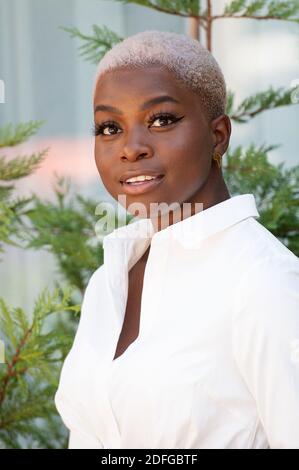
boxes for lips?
[120,174,165,195]
[119,170,164,184]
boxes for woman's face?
[93,65,231,222]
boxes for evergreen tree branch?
[0,326,32,405]
[60,24,124,64]
[0,150,48,181]
[217,0,299,22]
[227,86,297,123]
[0,121,45,148]
[23,174,105,296]
[114,0,299,23]
[0,195,35,257]
[0,287,81,446]
[114,0,203,17]
[223,143,299,255]
[0,122,48,255]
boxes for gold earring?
[212,151,222,169]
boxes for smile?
[120,174,165,195]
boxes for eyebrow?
[94,95,180,115]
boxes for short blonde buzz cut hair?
[93,30,227,122]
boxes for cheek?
[94,145,118,195]
[95,142,112,180]
[94,141,104,172]
[160,126,211,186]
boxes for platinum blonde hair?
[93,30,227,121]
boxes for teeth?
[125,175,157,183]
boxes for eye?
[148,111,184,128]
[92,121,120,137]
[92,111,185,137]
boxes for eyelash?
[91,111,184,137]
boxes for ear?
[210,114,231,155]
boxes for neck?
[151,165,230,233]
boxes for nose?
[121,150,151,162]
[121,128,153,162]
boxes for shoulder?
[232,250,299,332]
[238,216,299,288]
[228,216,298,288]
[239,217,297,259]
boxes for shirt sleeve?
[232,253,299,449]
[54,388,104,449]
[54,266,105,449]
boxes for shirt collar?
[103,193,260,257]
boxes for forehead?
[94,65,199,109]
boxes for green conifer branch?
[60,25,124,64]
[0,286,81,447]
[114,0,203,16]
[0,150,48,181]
[227,86,298,123]
[0,122,48,254]
[23,174,104,295]
[220,0,299,22]
[0,121,46,148]
[114,0,299,22]
[223,143,299,255]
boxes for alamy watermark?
[94,195,204,243]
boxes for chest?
[112,259,147,361]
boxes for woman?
[55,30,299,449]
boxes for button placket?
[100,226,171,447]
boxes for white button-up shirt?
[54,193,299,449]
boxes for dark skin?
[93,65,231,360]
